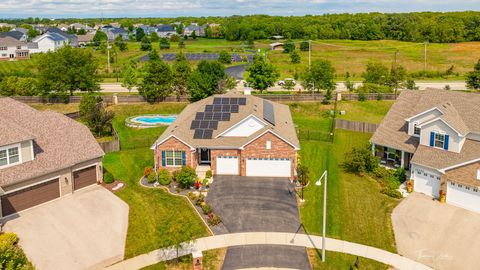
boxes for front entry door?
[200,149,211,164]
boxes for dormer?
[0,140,34,169]
[405,107,443,137]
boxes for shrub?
[376,93,383,101]
[147,172,157,184]
[157,168,172,185]
[0,233,18,248]
[296,164,310,186]
[358,92,366,101]
[205,170,213,179]
[357,83,392,93]
[343,145,378,174]
[195,194,205,206]
[144,166,153,176]
[381,188,403,199]
[187,192,197,200]
[176,166,197,188]
[207,213,222,226]
[103,170,114,184]
[202,204,212,215]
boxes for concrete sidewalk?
[105,232,433,270]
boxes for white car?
[278,78,296,86]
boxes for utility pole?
[316,170,328,263]
[308,40,311,69]
[424,41,428,75]
[107,40,110,73]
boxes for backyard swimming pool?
[126,115,177,128]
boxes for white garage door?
[413,169,440,198]
[447,182,480,213]
[246,158,291,177]
[216,156,239,175]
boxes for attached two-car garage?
[246,158,291,177]
[447,182,480,213]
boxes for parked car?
[278,78,296,86]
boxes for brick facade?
[155,136,194,173]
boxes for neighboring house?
[0,98,104,218]
[57,23,69,32]
[270,42,284,51]
[0,37,29,60]
[371,89,480,213]
[77,31,96,46]
[137,25,157,35]
[0,23,16,29]
[183,23,206,37]
[151,94,300,180]
[156,24,176,38]
[46,27,78,47]
[70,23,94,32]
[30,32,68,53]
[0,30,28,42]
[101,27,129,41]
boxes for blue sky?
[0,0,479,18]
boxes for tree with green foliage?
[296,164,310,199]
[301,59,336,100]
[93,31,107,46]
[27,28,40,39]
[466,59,480,90]
[290,50,301,64]
[135,27,145,41]
[281,80,295,91]
[343,145,379,174]
[77,29,87,35]
[114,35,127,51]
[159,38,170,50]
[148,49,160,61]
[0,76,38,96]
[300,41,310,51]
[283,40,295,53]
[140,36,151,51]
[170,34,180,42]
[79,94,114,136]
[37,46,99,96]
[218,50,231,64]
[176,24,184,35]
[172,52,191,97]
[246,55,279,93]
[344,72,355,91]
[150,32,159,42]
[178,39,186,49]
[139,57,173,102]
[191,30,197,39]
[363,62,389,85]
[387,64,407,94]
[121,60,137,92]
[175,166,197,188]
[187,60,229,101]
[406,79,419,90]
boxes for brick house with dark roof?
[0,98,104,218]
[371,89,480,212]
[151,94,300,180]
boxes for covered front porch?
[372,144,412,170]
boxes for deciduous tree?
[466,59,480,90]
[121,60,137,92]
[245,55,279,93]
[139,58,173,102]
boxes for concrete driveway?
[207,176,310,270]
[392,192,480,270]
[2,185,129,270]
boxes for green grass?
[102,103,208,259]
[140,249,225,270]
[336,100,394,124]
[308,250,387,270]
[30,103,80,114]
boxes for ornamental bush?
[176,166,197,188]
[147,172,157,184]
[202,204,212,215]
[157,168,171,186]
[205,170,213,179]
[103,170,114,184]
[144,166,153,176]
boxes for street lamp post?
[315,170,328,262]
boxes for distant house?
[183,23,206,37]
[156,24,176,38]
[0,23,16,29]
[0,36,29,61]
[101,26,129,41]
[70,23,94,32]
[31,32,68,53]
[57,23,69,32]
[77,31,96,46]
[269,42,284,51]
[137,25,157,35]
[46,28,78,47]
[0,30,28,42]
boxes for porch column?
[371,143,375,156]
[401,151,405,168]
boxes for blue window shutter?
[429,132,435,147]
[161,151,166,166]
[182,151,186,166]
[444,135,449,150]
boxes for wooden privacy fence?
[334,119,379,133]
[98,128,121,153]
[339,93,397,101]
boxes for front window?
[0,146,20,167]
[434,133,445,148]
[413,123,421,136]
[165,150,183,166]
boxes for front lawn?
[102,103,209,259]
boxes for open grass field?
[336,100,394,124]
[30,103,80,114]
[289,100,398,269]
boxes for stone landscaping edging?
[105,232,434,270]
[138,178,215,236]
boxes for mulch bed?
[101,180,126,193]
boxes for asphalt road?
[207,176,311,270]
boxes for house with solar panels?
[151,94,300,180]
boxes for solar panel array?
[263,99,276,126]
[191,97,247,139]
[159,53,253,62]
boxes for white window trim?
[477,169,480,180]
[165,150,184,167]
[266,140,272,150]
[0,143,22,169]
[413,122,421,137]
[433,131,446,149]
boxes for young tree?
[150,32,160,42]
[121,60,138,92]
[135,27,145,42]
[172,52,191,97]
[343,145,378,174]
[466,59,480,90]
[245,55,279,93]
[387,64,407,95]
[178,39,186,49]
[79,94,114,137]
[140,36,152,51]
[296,164,310,200]
[159,38,170,50]
[114,35,127,51]
[283,40,295,53]
[187,60,229,101]
[363,62,389,85]
[148,49,160,61]
[290,50,301,64]
[406,79,419,90]
[281,80,295,91]
[301,59,336,100]
[170,34,180,42]
[191,30,197,40]
[300,41,310,51]
[344,72,355,91]
[139,58,173,102]
[93,31,107,46]
[218,50,231,64]
[37,46,100,96]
